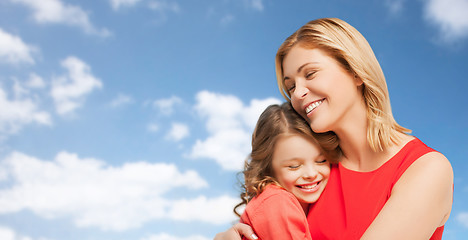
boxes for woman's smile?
[304,98,325,115]
[282,46,365,133]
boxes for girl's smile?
[271,135,330,212]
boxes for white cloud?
[148,0,180,13]
[167,195,238,223]
[0,225,49,240]
[109,0,180,17]
[153,96,182,115]
[12,78,29,99]
[0,226,33,240]
[110,0,142,10]
[147,0,181,24]
[147,123,159,132]
[457,212,468,228]
[110,93,133,108]
[0,167,6,181]
[189,91,281,171]
[26,73,46,89]
[423,0,468,43]
[10,0,111,37]
[166,122,189,141]
[141,233,210,240]
[245,0,264,11]
[0,28,36,65]
[0,87,51,136]
[220,14,235,26]
[0,226,15,240]
[385,0,405,15]
[0,151,237,231]
[50,56,103,115]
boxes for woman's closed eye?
[287,84,296,92]
[305,71,316,79]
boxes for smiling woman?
[215,17,453,240]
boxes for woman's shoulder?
[393,136,452,182]
[391,136,437,164]
[405,150,452,180]
[392,137,453,206]
[391,145,453,226]
[400,136,450,169]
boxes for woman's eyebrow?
[297,62,319,73]
[284,62,320,81]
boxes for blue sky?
[0,0,467,239]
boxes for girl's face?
[282,45,363,133]
[272,135,330,212]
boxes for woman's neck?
[331,99,389,172]
[334,118,378,171]
[334,118,412,172]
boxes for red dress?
[307,138,445,239]
[240,184,312,240]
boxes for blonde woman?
[215,18,453,240]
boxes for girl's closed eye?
[316,158,327,164]
[286,162,302,169]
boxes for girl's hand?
[214,223,258,240]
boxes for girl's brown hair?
[234,102,339,217]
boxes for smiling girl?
[234,102,339,240]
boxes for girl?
[234,102,338,240]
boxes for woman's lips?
[305,99,324,115]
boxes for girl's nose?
[302,165,318,180]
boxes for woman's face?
[272,135,330,211]
[282,45,363,133]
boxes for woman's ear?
[354,74,364,86]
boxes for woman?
[215,18,453,240]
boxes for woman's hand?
[214,223,258,240]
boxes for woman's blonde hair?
[275,18,410,152]
[234,102,339,217]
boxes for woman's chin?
[309,124,330,133]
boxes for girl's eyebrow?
[280,157,302,163]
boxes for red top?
[307,138,444,239]
[240,184,312,240]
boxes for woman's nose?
[293,81,308,99]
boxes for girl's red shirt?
[240,184,312,240]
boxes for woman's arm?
[361,152,453,240]
[213,223,258,240]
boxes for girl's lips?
[296,181,321,193]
